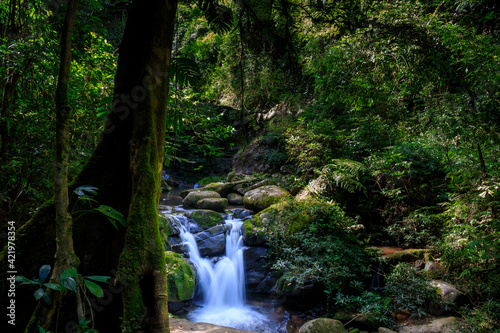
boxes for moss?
[190,209,224,229]
[244,219,254,235]
[384,249,432,264]
[424,252,434,262]
[165,251,195,302]
[300,318,347,333]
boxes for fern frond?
[312,159,368,194]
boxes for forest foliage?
[1,0,499,331]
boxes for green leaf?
[74,185,99,196]
[34,288,44,300]
[60,267,78,279]
[39,326,46,333]
[95,205,126,227]
[15,275,34,284]
[85,275,111,283]
[39,264,51,283]
[42,292,51,304]
[84,279,104,297]
[44,283,67,291]
[60,277,77,293]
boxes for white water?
[173,214,272,331]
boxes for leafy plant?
[72,185,126,229]
[384,263,441,318]
[16,265,110,304]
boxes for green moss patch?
[165,251,195,302]
[190,209,224,229]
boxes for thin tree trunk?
[115,0,177,332]
[0,68,19,162]
[25,1,80,331]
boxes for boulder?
[227,171,246,182]
[182,190,221,208]
[189,210,224,230]
[431,280,461,304]
[241,219,266,246]
[227,192,244,205]
[231,208,254,219]
[298,318,347,333]
[243,179,277,193]
[399,316,458,333]
[243,185,291,212]
[196,198,228,212]
[254,272,278,294]
[195,225,226,257]
[244,247,269,288]
[425,261,444,274]
[165,251,195,302]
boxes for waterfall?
[170,213,271,331]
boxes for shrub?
[385,263,441,318]
[261,198,371,299]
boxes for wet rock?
[254,272,278,293]
[243,185,291,212]
[195,225,226,257]
[182,190,221,208]
[171,243,188,256]
[227,192,244,205]
[298,318,347,333]
[241,219,267,246]
[196,198,228,212]
[165,251,195,302]
[399,316,458,333]
[188,210,224,230]
[231,208,254,219]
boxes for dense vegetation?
[1,0,499,332]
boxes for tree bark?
[24,1,80,331]
[0,68,20,162]
[1,0,177,331]
[114,0,177,332]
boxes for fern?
[309,159,368,195]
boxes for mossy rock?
[165,251,195,302]
[182,190,221,208]
[384,249,432,264]
[298,318,347,333]
[241,219,266,246]
[190,210,224,229]
[196,198,228,212]
[253,198,335,235]
[227,192,244,205]
[227,171,246,182]
[243,185,291,212]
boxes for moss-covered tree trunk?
[24,1,81,331]
[114,0,177,332]
[1,0,177,332]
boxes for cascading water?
[173,213,273,331]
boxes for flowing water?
[172,213,277,332]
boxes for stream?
[164,209,281,332]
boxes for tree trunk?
[24,1,81,331]
[0,0,177,331]
[0,68,20,162]
[115,0,177,331]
